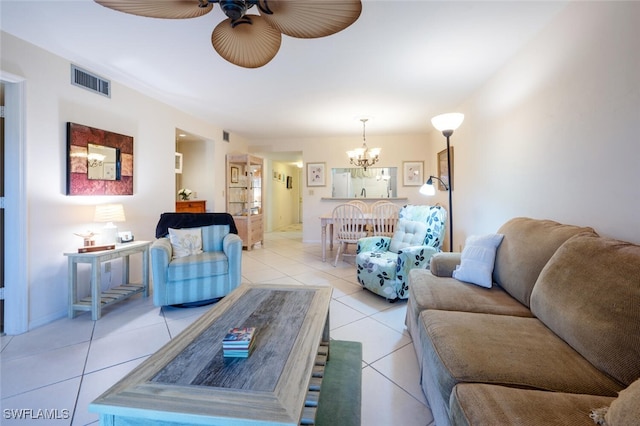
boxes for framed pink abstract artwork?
[67,122,134,195]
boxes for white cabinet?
[226,154,264,250]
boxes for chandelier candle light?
[347,118,381,171]
[420,112,464,252]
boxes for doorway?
[255,151,302,232]
[1,73,28,335]
[175,129,215,212]
[1,83,5,334]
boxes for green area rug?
[316,340,362,426]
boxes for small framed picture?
[231,166,239,183]
[403,161,424,186]
[273,170,278,180]
[437,147,453,190]
[307,162,326,187]
[175,152,183,174]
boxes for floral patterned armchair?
[356,205,447,300]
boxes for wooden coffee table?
[90,283,332,425]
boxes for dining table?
[319,213,373,262]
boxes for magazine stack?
[222,327,257,358]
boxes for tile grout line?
[70,319,97,425]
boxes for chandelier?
[347,119,381,171]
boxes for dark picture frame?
[67,122,133,195]
[437,147,454,191]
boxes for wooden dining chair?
[371,202,400,237]
[369,200,393,210]
[332,204,368,266]
[347,199,369,213]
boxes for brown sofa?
[405,217,640,426]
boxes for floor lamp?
[420,113,464,252]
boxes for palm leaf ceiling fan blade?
[95,0,213,19]
[258,0,362,39]
[212,15,282,68]
[94,0,362,67]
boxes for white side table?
[64,240,151,320]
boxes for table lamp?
[94,203,126,245]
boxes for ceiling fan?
[95,0,362,68]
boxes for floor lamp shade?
[431,113,464,132]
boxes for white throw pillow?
[389,219,428,253]
[168,227,203,259]
[452,233,505,288]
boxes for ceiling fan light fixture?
[219,0,250,21]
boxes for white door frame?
[1,71,28,335]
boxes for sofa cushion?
[168,227,203,259]
[452,233,504,288]
[419,309,623,411]
[167,251,229,281]
[493,217,596,307]
[450,383,614,426]
[408,269,532,318]
[389,219,428,253]
[531,233,640,388]
[605,378,640,425]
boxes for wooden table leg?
[68,258,77,318]
[142,246,149,297]
[91,258,101,321]
[329,224,334,251]
[322,223,327,262]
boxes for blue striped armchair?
[151,213,242,306]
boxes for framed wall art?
[306,162,326,187]
[437,147,454,191]
[175,153,183,174]
[67,122,133,196]
[402,161,424,186]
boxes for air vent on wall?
[223,131,230,142]
[70,64,111,98]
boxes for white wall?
[250,134,435,242]
[251,1,640,250]
[3,1,638,332]
[427,1,640,249]
[1,32,248,331]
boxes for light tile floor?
[0,227,434,426]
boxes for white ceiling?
[1,0,567,140]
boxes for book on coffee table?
[223,327,257,357]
